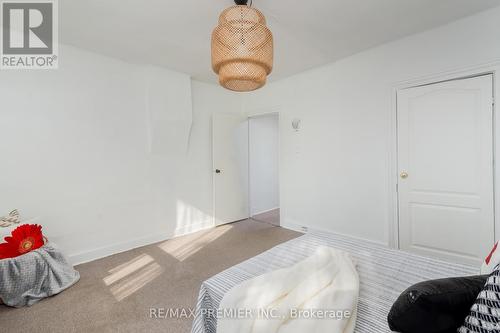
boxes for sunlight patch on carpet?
[109,262,163,301]
[104,254,155,286]
[158,224,232,261]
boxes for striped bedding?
[191,230,478,333]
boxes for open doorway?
[248,113,280,226]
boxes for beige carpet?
[0,220,300,333]
[251,208,280,226]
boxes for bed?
[191,230,478,333]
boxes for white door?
[213,113,249,226]
[397,75,494,265]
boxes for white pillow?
[480,241,500,275]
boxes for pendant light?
[211,0,273,92]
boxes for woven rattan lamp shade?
[212,5,273,92]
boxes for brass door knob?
[400,171,408,179]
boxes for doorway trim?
[388,62,500,250]
[246,107,281,225]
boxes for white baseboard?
[69,218,389,266]
[69,221,214,266]
[281,218,389,248]
[251,207,279,217]
[172,221,214,238]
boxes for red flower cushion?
[0,224,45,260]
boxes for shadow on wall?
[174,199,214,236]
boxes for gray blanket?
[0,242,80,307]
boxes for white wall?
[0,45,242,264]
[249,115,279,215]
[3,5,500,264]
[243,7,500,245]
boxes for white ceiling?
[60,0,500,83]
